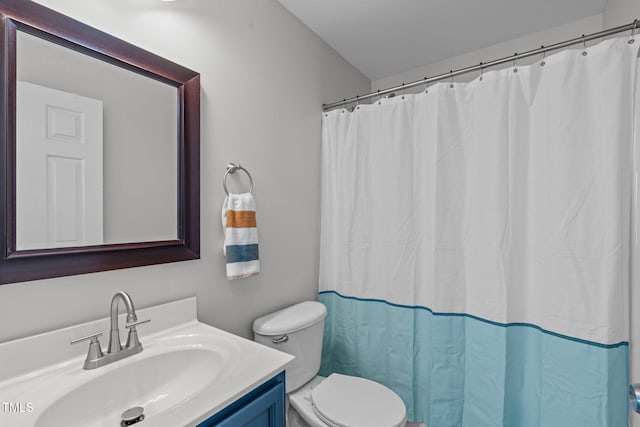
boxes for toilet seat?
[309,373,406,427]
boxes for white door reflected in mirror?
[16,81,104,250]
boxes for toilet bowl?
[253,301,407,427]
[289,375,406,427]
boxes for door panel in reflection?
[17,81,104,250]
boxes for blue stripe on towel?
[226,244,259,263]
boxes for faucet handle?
[70,332,103,345]
[125,319,150,329]
[125,319,150,350]
[71,332,105,369]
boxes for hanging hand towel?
[221,192,260,280]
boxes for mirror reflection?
[15,31,178,250]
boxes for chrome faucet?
[109,291,138,353]
[71,291,150,370]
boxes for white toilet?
[253,301,407,427]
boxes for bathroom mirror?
[0,1,200,284]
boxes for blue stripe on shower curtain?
[319,291,629,427]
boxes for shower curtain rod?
[323,19,639,111]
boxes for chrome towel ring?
[223,163,254,195]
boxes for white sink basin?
[36,347,226,427]
[0,297,294,427]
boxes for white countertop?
[0,297,294,427]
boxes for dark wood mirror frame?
[0,1,200,284]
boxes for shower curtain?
[319,37,638,427]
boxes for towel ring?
[223,163,254,195]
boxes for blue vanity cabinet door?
[197,372,285,427]
[215,381,284,427]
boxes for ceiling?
[277,0,608,81]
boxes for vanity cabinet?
[197,372,285,427]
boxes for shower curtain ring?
[423,77,429,93]
[630,19,638,44]
[582,35,588,56]
[540,46,546,67]
[479,62,484,81]
[355,95,360,110]
[401,83,406,100]
[377,89,382,106]
[449,70,454,88]
[513,53,518,73]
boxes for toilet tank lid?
[253,301,327,335]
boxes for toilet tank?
[253,301,327,393]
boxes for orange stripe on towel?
[227,210,256,228]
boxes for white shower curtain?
[319,37,638,426]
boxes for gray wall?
[604,0,640,28]
[373,14,604,91]
[0,0,369,343]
